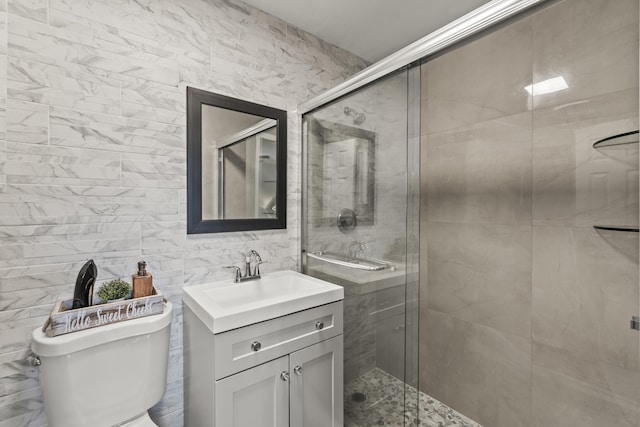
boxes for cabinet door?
[215,356,289,427]
[290,336,343,427]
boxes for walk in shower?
[302,0,640,426]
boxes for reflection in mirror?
[187,87,286,234]
[219,123,277,219]
[201,105,277,220]
[307,118,375,227]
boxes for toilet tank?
[31,301,173,427]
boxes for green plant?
[96,279,131,302]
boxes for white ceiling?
[241,0,492,62]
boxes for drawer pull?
[280,371,290,381]
[294,365,303,375]
[315,321,324,330]
[251,341,262,352]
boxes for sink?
[182,270,344,333]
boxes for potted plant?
[96,279,131,303]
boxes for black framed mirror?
[187,87,287,234]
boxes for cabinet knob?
[280,371,290,381]
[293,365,303,375]
[251,341,262,352]
[315,321,324,330]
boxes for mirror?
[307,118,376,227]
[187,87,287,234]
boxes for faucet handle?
[224,266,242,283]
[248,250,262,262]
[253,260,267,277]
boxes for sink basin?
[182,270,344,333]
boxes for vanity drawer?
[214,301,343,379]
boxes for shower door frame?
[298,0,549,116]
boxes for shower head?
[344,106,366,125]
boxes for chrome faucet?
[248,250,264,276]
[349,241,368,258]
[226,250,265,283]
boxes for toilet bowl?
[31,301,173,427]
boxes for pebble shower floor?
[344,368,482,427]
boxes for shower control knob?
[280,371,290,381]
[294,365,303,375]
[315,321,324,330]
[251,341,262,352]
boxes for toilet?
[31,301,173,427]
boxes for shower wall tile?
[423,112,532,226]
[422,309,531,427]
[532,225,639,372]
[342,279,377,383]
[420,7,534,427]
[344,326,376,383]
[531,0,639,228]
[0,0,367,424]
[422,18,532,135]
[422,1,639,427]
[532,341,639,427]
[532,89,639,226]
[426,221,532,339]
[531,0,639,112]
[528,1,640,425]
[375,312,407,381]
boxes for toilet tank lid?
[31,301,173,357]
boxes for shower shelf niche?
[593,225,639,233]
[592,130,639,148]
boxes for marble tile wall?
[0,0,368,425]
[420,0,639,426]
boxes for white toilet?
[31,301,173,427]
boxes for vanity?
[183,270,344,427]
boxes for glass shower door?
[302,69,420,426]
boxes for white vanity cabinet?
[215,335,343,427]
[289,336,343,426]
[214,355,289,426]
[184,300,344,427]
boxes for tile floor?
[344,368,481,427]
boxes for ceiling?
[241,0,492,63]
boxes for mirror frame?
[186,87,287,234]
